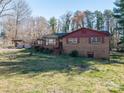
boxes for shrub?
[34,46,40,52]
[43,48,53,54]
[39,47,45,52]
[117,43,124,52]
[48,49,53,54]
[117,47,124,52]
[69,50,79,57]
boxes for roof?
[43,33,68,39]
[63,28,110,38]
[12,39,24,42]
[54,33,68,37]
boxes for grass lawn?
[0,49,124,93]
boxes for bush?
[34,46,40,52]
[118,49,124,52]
[48,49,53,54]
[43,48,53,54]
[39,47,45,52]
[117,47,124,52]
[69,50,79,57]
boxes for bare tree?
[0,0,13,17]
[2,17,15,39]
[19,17,50,42]
[28,17,50,40]
[12,0,31,39]
[72,11,85,30]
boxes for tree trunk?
[107,20,110,32]
[15,16,18,40]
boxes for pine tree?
[114,0,124,42]
[49,17,57,33]
[84,10,94,29]
[104,10,113,32]
[94,11,104,31]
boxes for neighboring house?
[12,40,32,49]
[62,28,110,59]
[12,40,24,48]
[36,28,110,59]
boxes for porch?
[34,33,67,54]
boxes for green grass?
[0,49,124,93]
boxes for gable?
[63,28,110,38]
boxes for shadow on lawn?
[101,55,124,64]
[0,53,96,77]
[0,49,123,77]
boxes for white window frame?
[90,37,101,44]
[38,40,42,45]
[68,38,78,44]
[46,39,56,46]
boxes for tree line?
[0,0,124,48]
[50,10,114,33]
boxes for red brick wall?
[62,36,110,59]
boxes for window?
[38,40,42,45]
[90,37,102,44]
[46,39,56,46]
[68,38,78,44]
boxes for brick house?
[62,28,110,59]
[12,39,32,49]
[36,28,110,58]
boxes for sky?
[27,0,115,19]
